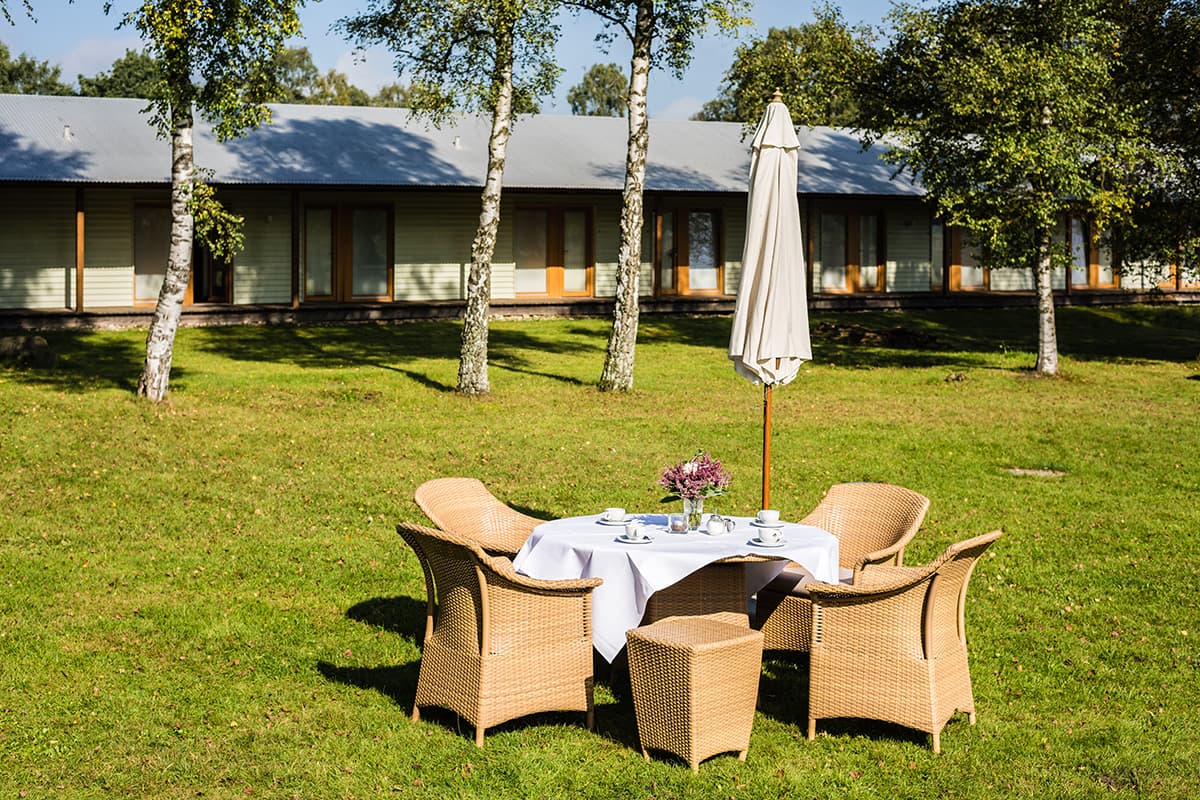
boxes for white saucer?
[750,536,786,547]
[750,519,785,529]
[597,517,634,526]
[616,535,654,544]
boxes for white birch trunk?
[1033,225,1059,375]
[598,0,653,392]
[137,106,195,402]
[457,38,515,396]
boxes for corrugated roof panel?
[0,94,922,196]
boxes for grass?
[2,304,1198,799]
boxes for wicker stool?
[625,611,764,772]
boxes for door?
[515,206,593,297]
[303,205,393,302]
[812,209,884,293]
[134,205,171,304]
[654,208,723,295]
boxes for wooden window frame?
[1069,218,1120,291]
[808,205,886,293]
[302,203,394,303]
[654,206,725,296]
[514,206,595,298]
[947,226,990,292]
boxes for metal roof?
[0,94,922,196]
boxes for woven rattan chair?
[806,530,1001,753]
[414,477,542,557]
[397,521,602,746]
[754,482,931,652]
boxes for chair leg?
[475,725,485,748]
[585,678,595,731]
[931,731,940,754]
[807,718,816,740]
[968,710,977,725]
[411,705,420,723]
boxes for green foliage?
[266,45,320,102]
[108,0,304,141]
[2,309,1200,797]
[867,0,1158,271]
[572,0,751,79]
[1114,0,1200,282]
[0,39,73,95]
[188,177,245,262]
[307,69,372,106]
[78,48,161,99]
[694,5,878,126]
[372,81,415,108]
[337,0,562,123]
[567,62,627,116]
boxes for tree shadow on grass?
[1,330,161,393]
[192,321,602,387]
[808,305,1200,369]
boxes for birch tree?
[339,0,561,396]
[569,0,749,392]
[867,0,1155,375]
[114,0,304,401]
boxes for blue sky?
[3,0,897,119]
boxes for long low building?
[0,94,1192,327]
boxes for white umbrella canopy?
[728,94,812,509]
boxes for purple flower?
[659,450,731,501]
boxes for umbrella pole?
[762,383,773,510]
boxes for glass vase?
[683,497,704,531]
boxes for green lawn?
[2,305,1198,799]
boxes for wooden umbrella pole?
[762,382,773,511]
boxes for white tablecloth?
[512,513,839,661]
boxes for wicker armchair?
[397,522,602,746]
[754,482,930,652]
[806,530,1002,753]
[414,477,543,557]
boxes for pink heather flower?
[659,450,731,502]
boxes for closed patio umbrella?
[728,91,812,510]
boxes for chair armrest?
[483,553,603,594]
[807,562,934,601]
[854,564,929,589]
[853,540,909,574]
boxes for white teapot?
[705,511,735,535]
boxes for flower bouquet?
[658,450,731,530]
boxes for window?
[302,205,393,301]
[134,205,171,303]
[948,227,987,290]
[811,208,884,292]
[514,207,593,297]
[654,208,724,295]
[1068,217,1118,290]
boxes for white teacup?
[625,521,646,539]
[604,507,626,522]
[756,509,780,525]
[758,526,783,544]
